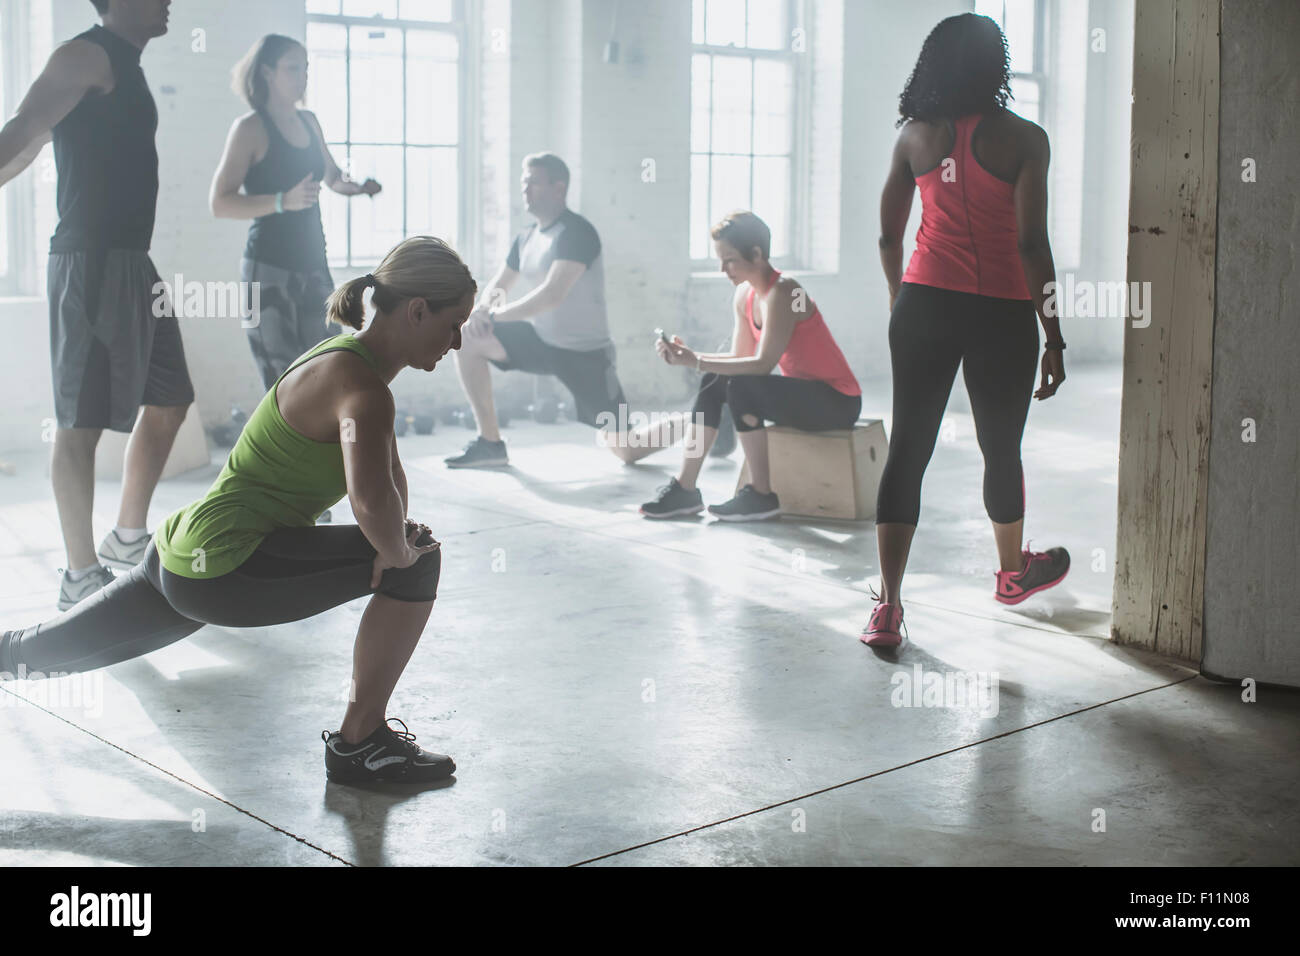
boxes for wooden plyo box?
[735,419,888,520]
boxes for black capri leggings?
[692,372,861,433]
[876,282,1039,526]
[1,525,441,678]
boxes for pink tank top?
[746,272,861,397]
[901,114,1031,300]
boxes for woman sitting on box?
[635,211,862,521]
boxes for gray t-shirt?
[506,209,611,351]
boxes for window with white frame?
[975,0,1085,269]
[975,0,1045,124]
[690,0,803,265]
[0,0,34,297]
[305,0,464,268]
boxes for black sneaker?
[322,718,455,784]
[640,478,705,519]
[444,436,508,469]
[708,484,781,522]
[994,544,1070,605]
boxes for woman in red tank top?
[864,14,1071,647]
[630,211,862,522]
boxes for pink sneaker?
[995,546,1070,605]
[861,600,905,647]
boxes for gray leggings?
[1,526,440,678]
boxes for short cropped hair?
[523,152,571,187]
[711,210,771,262]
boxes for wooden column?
[1112,0,1219,660]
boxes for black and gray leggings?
[1,526,441,678]
[692,372,862,433]
[876,282,1039,526]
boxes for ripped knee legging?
[691,371,862,433]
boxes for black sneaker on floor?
[640,478,705,519]
[444,436,508,469]
[322,717,455,784]
[708,484,781,521]
[994,545,1071,605]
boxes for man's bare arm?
[0,40,109,187]
[490,259,585,322]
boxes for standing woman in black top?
[210,34,382,390]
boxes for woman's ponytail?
[325,273,374,330]
[325,238,476,329]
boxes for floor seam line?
[0,685,357,867]
[569,674,1200,866]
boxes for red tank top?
[746,272,861,397]
[901,114,1031,300]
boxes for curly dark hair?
[897,14,1012,126]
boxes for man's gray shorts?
[48,249,195,433]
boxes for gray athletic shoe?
[97,529,150,569]
[57,565,115,612]
[445,436,509,469]
[708,484,782,522]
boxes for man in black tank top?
[0,0,194,611]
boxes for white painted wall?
[0,0,1135,455]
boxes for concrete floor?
[1,362,1297,866]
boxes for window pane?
[0,4,6,281]
[400,0,453,21]
[1003,0,1037,73]
[691,54,712,152]
[406,146,458,249]
[306,23,348,141]
[349,26,404,144]
[693,0,705,44]
[342,0,398,16]
[347,145,405,262]
[705,0,746,47]
[753,156,789,258]
[690,154,710,260]
[710,155,750,227]
[752,59,791,155]
[1010,76,1039,124]
[745,0,787,51]
[710,56,752,154]
[306,0,340,13]
[322,144,350,267]
[406,30,459,145]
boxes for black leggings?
[876,282,1039,526]
[692,372,862,433]
[1,526,441,678]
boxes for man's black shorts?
[489,320,627,429]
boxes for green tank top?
[155,334,382,579]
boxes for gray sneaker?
[445,436,509,469]
[57,565,115,612]
[97,529,150,569]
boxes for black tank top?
[242,109,328,272]
[49,25,158,253]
